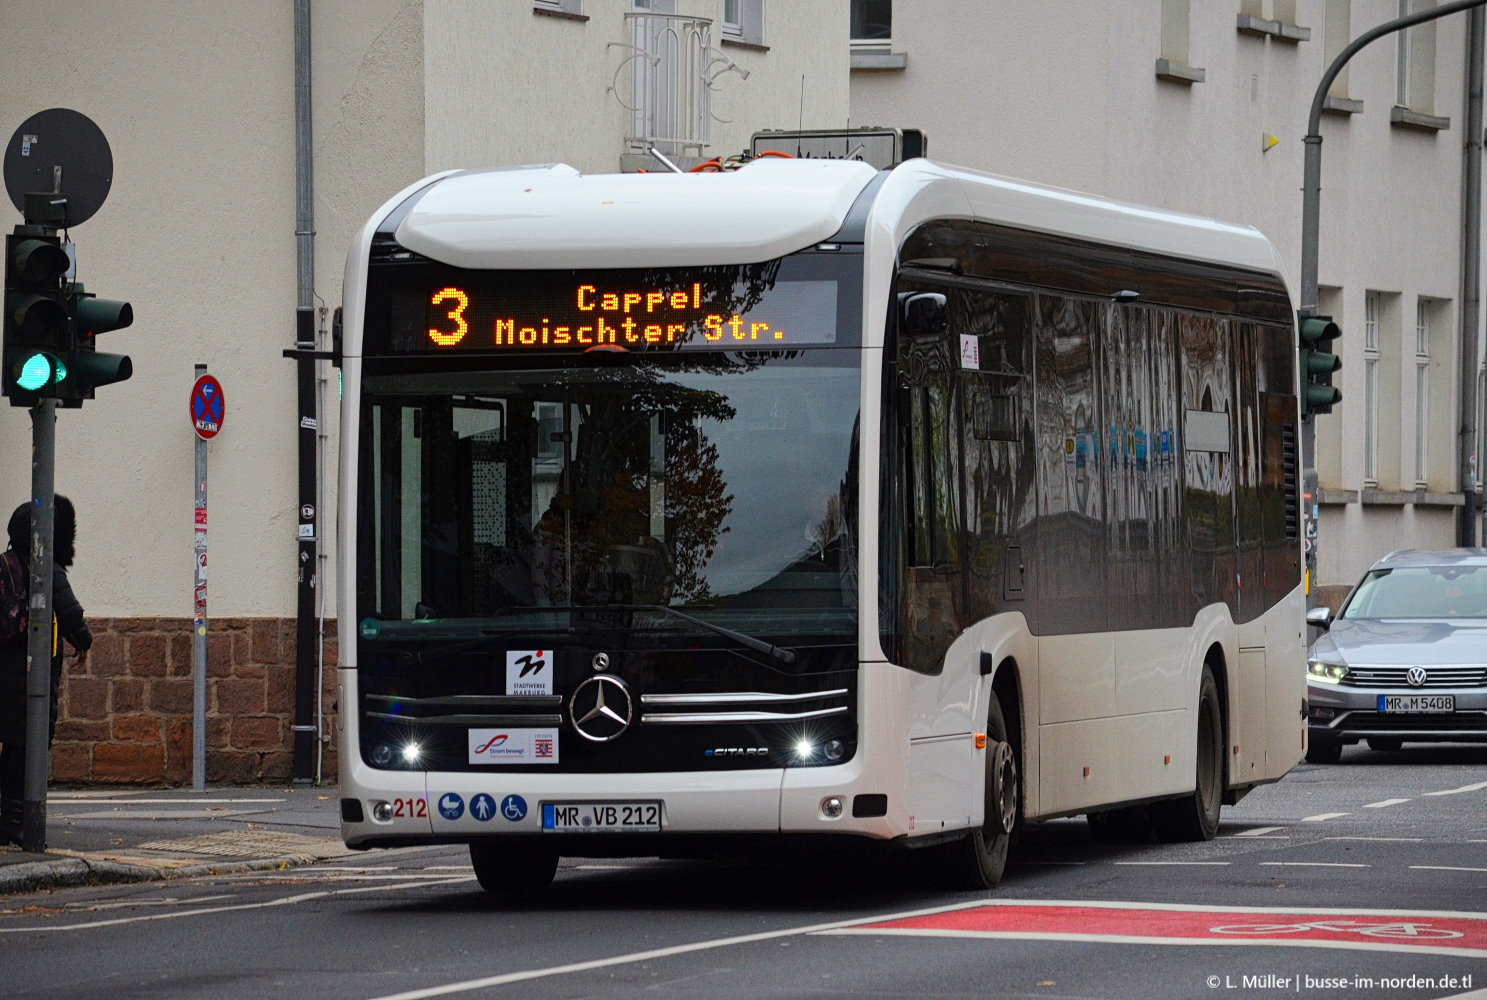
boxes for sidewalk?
[0,785,359,895]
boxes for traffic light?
[1298,310,1342,417]
[3,233,71,405]
[59,282,132,404]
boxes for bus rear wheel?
[469,841,559,897]
[942,696,1019,889]
[1152,664,1224,842]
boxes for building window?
[1364,291,1380,485]
[534,0,584,17]
[852,0,891,48]
[1415,300,1429,485]
[1393,1,1450,129]
[1322,1,1362,112]
[1157,0,1205,83]
[1236,0,1310,41]
[721,0,763,46]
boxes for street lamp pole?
[1300,0,1487,601]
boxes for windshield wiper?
[617,604,798,665]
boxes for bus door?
[894,275,1033,673]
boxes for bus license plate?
[542,801,662,833]
[1378,694,1454,713]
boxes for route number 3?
[429,287,469,347]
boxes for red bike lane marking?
[831,903,1487,957]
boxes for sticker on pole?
[190,373,225,439]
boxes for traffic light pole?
[21,400,55,852]
[1300,0,1487,602]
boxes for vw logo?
[569,674,634,742]
[1406,666,1429,688]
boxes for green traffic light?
[16,352,64,391]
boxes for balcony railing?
[611,12,748,157]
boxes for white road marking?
[362,900,998,1000]
[1260,862,1369,868]
[1231,826,1285,837]
[1325,836,1423,842]
[0,891,333,933]
[1362,798,1410,808]
[1424,780,1487,797]
[0,877,471,933]
[60,894,236,911]
[1301,812,1350,821]
[1112,861,1230,866]
[1411,866,1487,874]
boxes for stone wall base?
[51,617,338,785]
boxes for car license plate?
[542,801,662,833]
[1378,694,1455,713]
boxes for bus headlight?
[371,800,394,822]
[370,743,395,767]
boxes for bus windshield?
[358,354,860,639]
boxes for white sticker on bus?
[469,728,560,765]
[506,649,553,695]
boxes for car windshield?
[1340,565,1487,620]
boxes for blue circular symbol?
[437,792,465,820]
[469,793,497,822]
[500,794,527,822]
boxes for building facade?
[0,0,848,784]
[850,0,1485,606]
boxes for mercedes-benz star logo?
[1406,666,1429,688]
[569,674,634,742]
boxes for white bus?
[336,157,1306,893]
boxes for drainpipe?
[1460,8,1484,547]
[292,0,319,781]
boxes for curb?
[0,852,323,896]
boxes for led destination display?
[383,265,839,355]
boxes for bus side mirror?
[899,292,947,343]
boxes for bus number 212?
[393,798,428,818]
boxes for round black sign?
[4,108,113,227]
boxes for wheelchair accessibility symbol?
[500,794,527,822]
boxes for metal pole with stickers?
[190,365,224,790]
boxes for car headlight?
[1308,659,1348,684]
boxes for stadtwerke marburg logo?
[506,649,552,696]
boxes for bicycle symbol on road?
[1210,920,1463,940]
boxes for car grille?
[1327,711,1487,733]
[1341,665,1487,688]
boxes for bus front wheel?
[470,841,559,897]
[942,696,1019,889]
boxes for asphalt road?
[2,744,1485,1000]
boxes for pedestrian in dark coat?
[0,496,92,844]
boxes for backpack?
[0,548,26,641]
